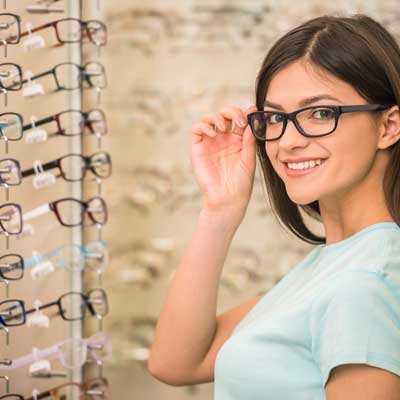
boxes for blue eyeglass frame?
[247,103,395,141]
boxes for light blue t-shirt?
[214,222,400,400]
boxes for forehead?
[265,60,362,108]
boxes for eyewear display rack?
[0,1,109,398]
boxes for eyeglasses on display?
[0,332,111,371]
[22,151,112,182]
[24,240,108,274]
[23,108,107,139]
[23,196,108,227]
[24,377,109,400]
[4,289,108,324]
[9,61,106,92]
[247,103,394,141]
[20,17,107,47]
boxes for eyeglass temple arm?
[22,115,55,132]
[19,22,54,39]
[21,160,59,179]
[23,300,58,317]
[0,337,66,371]
[25,389,52,400]
[22,203,50,223]
[19,69,54,86]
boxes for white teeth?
[287,159,325,170]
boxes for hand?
[190,105,258,213]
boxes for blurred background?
[2,0,400,399]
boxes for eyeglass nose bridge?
[278,109,310,139]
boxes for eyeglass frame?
[21,151,112,182]
[23,377,109,400]
[10,61,107,91]
[49,196,108,226]
[0,63,23,91]
[0,299,26,326]
[0,158,21,186]
[0,254,24,280]
[0,112,23,141]
[22,108,107,137]
[0,202,22,235]
[247,103,395,141]
[7,288,108,322]
[0,13,21,44]
[19,17,107,46]
[23,240,108,274]
[23,196,108,227]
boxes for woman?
[148,13,400,399]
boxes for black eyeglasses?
[21,151,112,182]
[0,13,21,45]
[0,254,24,280]
[23,108,107,138]
[0,63,22,91]
[9,61,106,92]
[4,289,108,323]
[247,104,394,141]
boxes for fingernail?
[238,119,246,127]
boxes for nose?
[278,117,309,148]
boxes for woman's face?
[264,59,384,206]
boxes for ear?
[377,105,400,150]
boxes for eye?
[311,108,335,119]
[266,113,284,124]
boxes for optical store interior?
[0,0,399,399]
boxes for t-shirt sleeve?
[309,268,400,388]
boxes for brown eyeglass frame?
[19,17,107,46]
[22,109,107,138]
[23,377,109,400]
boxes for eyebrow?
[264,94,341,110]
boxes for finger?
[219,106,248,129]
[201,112,227,132]
[191,122,217,144]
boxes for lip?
[283,159,327,177]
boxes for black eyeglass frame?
[13,62,107,92]
[247,103,395,141]
[21,151,112,182]
[0,13,21,44]
[24,288,108,321]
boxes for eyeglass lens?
[0,113,23,141]
[0,203,22,234]
[58,152,110,181]
[84,62,106,88]
[52,198,106,226]
[0,64,22,90]
[0,14,20,44]
[0,159,21,185]
[58,338,88,368]
[54,63,81,90]
[252,107,337,140]
[0,299,25,326]
[0,254,24,280]
[87,289,108,317]
[56,109,106,136]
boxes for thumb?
[241,106,258,165]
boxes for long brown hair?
[254,13,400,245]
